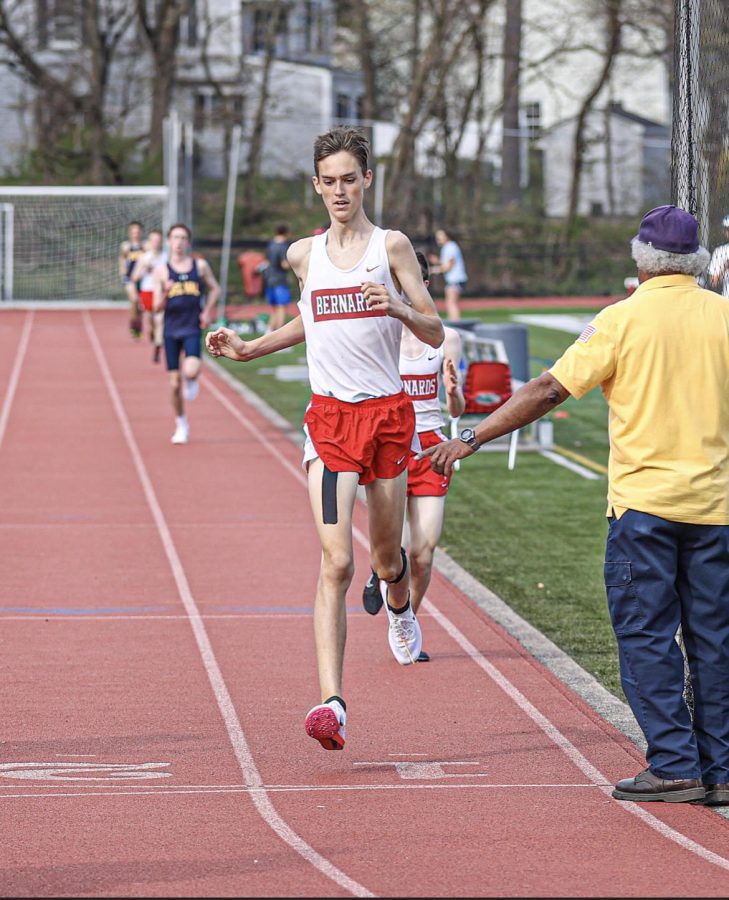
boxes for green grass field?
[212,306,623,697]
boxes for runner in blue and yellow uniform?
[118,221,146,338]
[153,223,220,444]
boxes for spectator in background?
[708,214,729,298]
[422,205,729,806]
[265,223,293,332]
[429,227,467,321]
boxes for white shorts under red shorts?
[407,429,452,497]
[139,290,154,312]
[303,391,416,486]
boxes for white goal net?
[0,186,170,302]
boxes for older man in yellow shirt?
[423,205,729,806]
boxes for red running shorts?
[304,391,415,486]
[407,428,452,497]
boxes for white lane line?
[424,599,729,873]
[0,782,608,800]
[0,613,336,622]
[204,366,729,877]
[539,449,602,480]
[0,311,33,451]
[83,313,373,900]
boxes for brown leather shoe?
[612,768,705,803]
[703,783,729,806]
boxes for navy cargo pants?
[605,509,729,782]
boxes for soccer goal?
[0,186,170,303]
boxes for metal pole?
[217,124,242,325]
[183,121,194,230]
[673,0,700,219]
[1,204,13,301]
[167,110,180,225]
[374,161,386,226]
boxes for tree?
[136,0,193,165]
[0,0,135,182]
[563,0,623,242]
[500,0,522,209]
[242,0,287,210]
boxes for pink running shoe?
[304,698,346,750]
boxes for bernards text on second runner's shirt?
[298,227,405,403]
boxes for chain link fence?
[672,0,729,249]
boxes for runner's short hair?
[314,127,369,176]
[129,221,143,229]
[167,223,192,239]
[415,251,429,283]
[276,222,290,236]
[148,228,162,237]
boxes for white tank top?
[400,343,445,432]
[298,227,404,403]
[139,251,168,292]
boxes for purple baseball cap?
[633,204,699,253]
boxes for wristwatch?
[459,427,480,450]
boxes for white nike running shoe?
[171,423,189,444]
[304,698,346,750]
[383,584,422,665]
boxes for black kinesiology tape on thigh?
[322,466,338,525]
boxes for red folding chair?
[459,360,519,469]
[462,360,513,414]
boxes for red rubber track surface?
[1,309,728,898]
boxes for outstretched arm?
[206,315,306,362]
[152,264,169,312]
[442,326,465,419]
[198,259,221,328]
[419,371,570,477]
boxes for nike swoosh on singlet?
[366,265,379,272]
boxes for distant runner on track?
[154,223,220,445]
[131,227,167,364]
[206,126,444,751]
[118,221,145,339]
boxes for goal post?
[0,186,170,302]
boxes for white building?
[0,0,671,205]
[541,103,671,217]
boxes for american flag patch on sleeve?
[577,324,596,343]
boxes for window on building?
[304,0,313,52]
[194,92,244,127]
[252,4,288,53]
[336,93,349,121]
[37,0,82,47]
[194,93,208,130]
[523,101,541,139]
[181,0,198,47]
[355,95,364,123]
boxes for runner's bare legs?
[366,470,410,608]
[307,459,360,701]
[405,494,446,614]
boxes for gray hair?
[631,239,710,277]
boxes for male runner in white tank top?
[207,127,444,751]
[131,228,167,363]
[362,252,465,661]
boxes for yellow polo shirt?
[550,275,729,524]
